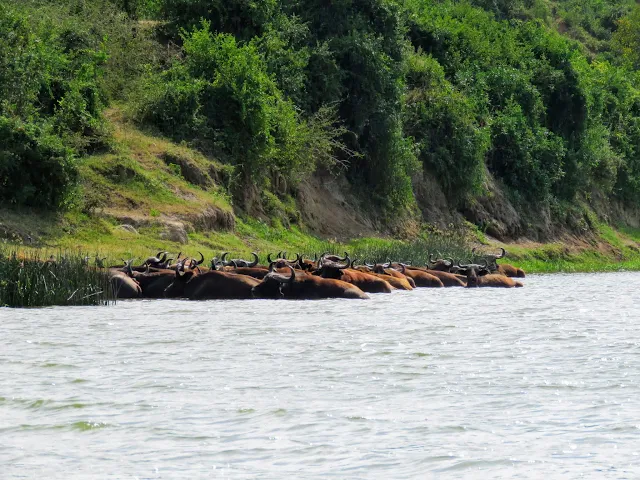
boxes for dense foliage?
[0,0,152,208]
[5,0,640,222]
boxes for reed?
[297,230,472,266]
[0,246,116,308]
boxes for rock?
[187,207,235,231]
[162,151,211,187]
[117,224,139,235]
[160,224,189,244]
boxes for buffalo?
[164,267,260,300]
[109,270,142,298]
[472,247,526,278]
[252,265,369,300]
[315,255,394,293]
[461,261,523,288]
[220,252,260,268]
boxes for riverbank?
[2,218,640,275]
[2,109,640,276]
[2,221,638,307]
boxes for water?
[1,272,639,479]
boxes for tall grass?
[295,229,473,266]
[0,246,115,308]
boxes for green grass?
[0,247,115,308]
[505,241,640,274]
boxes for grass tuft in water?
[0,246,115,308]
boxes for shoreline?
[3,228,639,276]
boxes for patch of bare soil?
[296,173,378,240]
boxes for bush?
[159,0,278,40]
[487,102,565,203]
[0,117,77,208]
[404,51,489,200]
[0,3,116,209]
[138,22,316,183]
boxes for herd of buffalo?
[108,248,526,300]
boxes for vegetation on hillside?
[3,0,640,236]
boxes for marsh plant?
[0,247,115,308]
[302,227,473,266]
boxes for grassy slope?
[2,110,640,273]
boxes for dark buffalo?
[427,254,454,272]
[220,252,260,268]
[164,268,260,299]
[130,269,177,298]
[296,254,317,272]
[472,247,526,278]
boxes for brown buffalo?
[462,262,523,288]
[252,266,369,300]
[397,267,444,288]
[497,263,526,278]
[315,256,394,293]
[109,270,142,299]
[363,263,414,290]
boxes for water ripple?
[2,272,640,478]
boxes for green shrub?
[159,0,278,40]
[0,117,77,208]
[404,51,488,200]
[138,22,315,183]
[487,102,565,203]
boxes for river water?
[1,272,639,479]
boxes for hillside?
[3,0,640,268]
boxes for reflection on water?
[1,272,640,479]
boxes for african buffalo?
[109,270,142,298]
[164,268,260,299]
[472,247,526,278]
[220,252,260,268]
[252,266,369,300]
[315,256,394,293]
[462,262,523,288]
